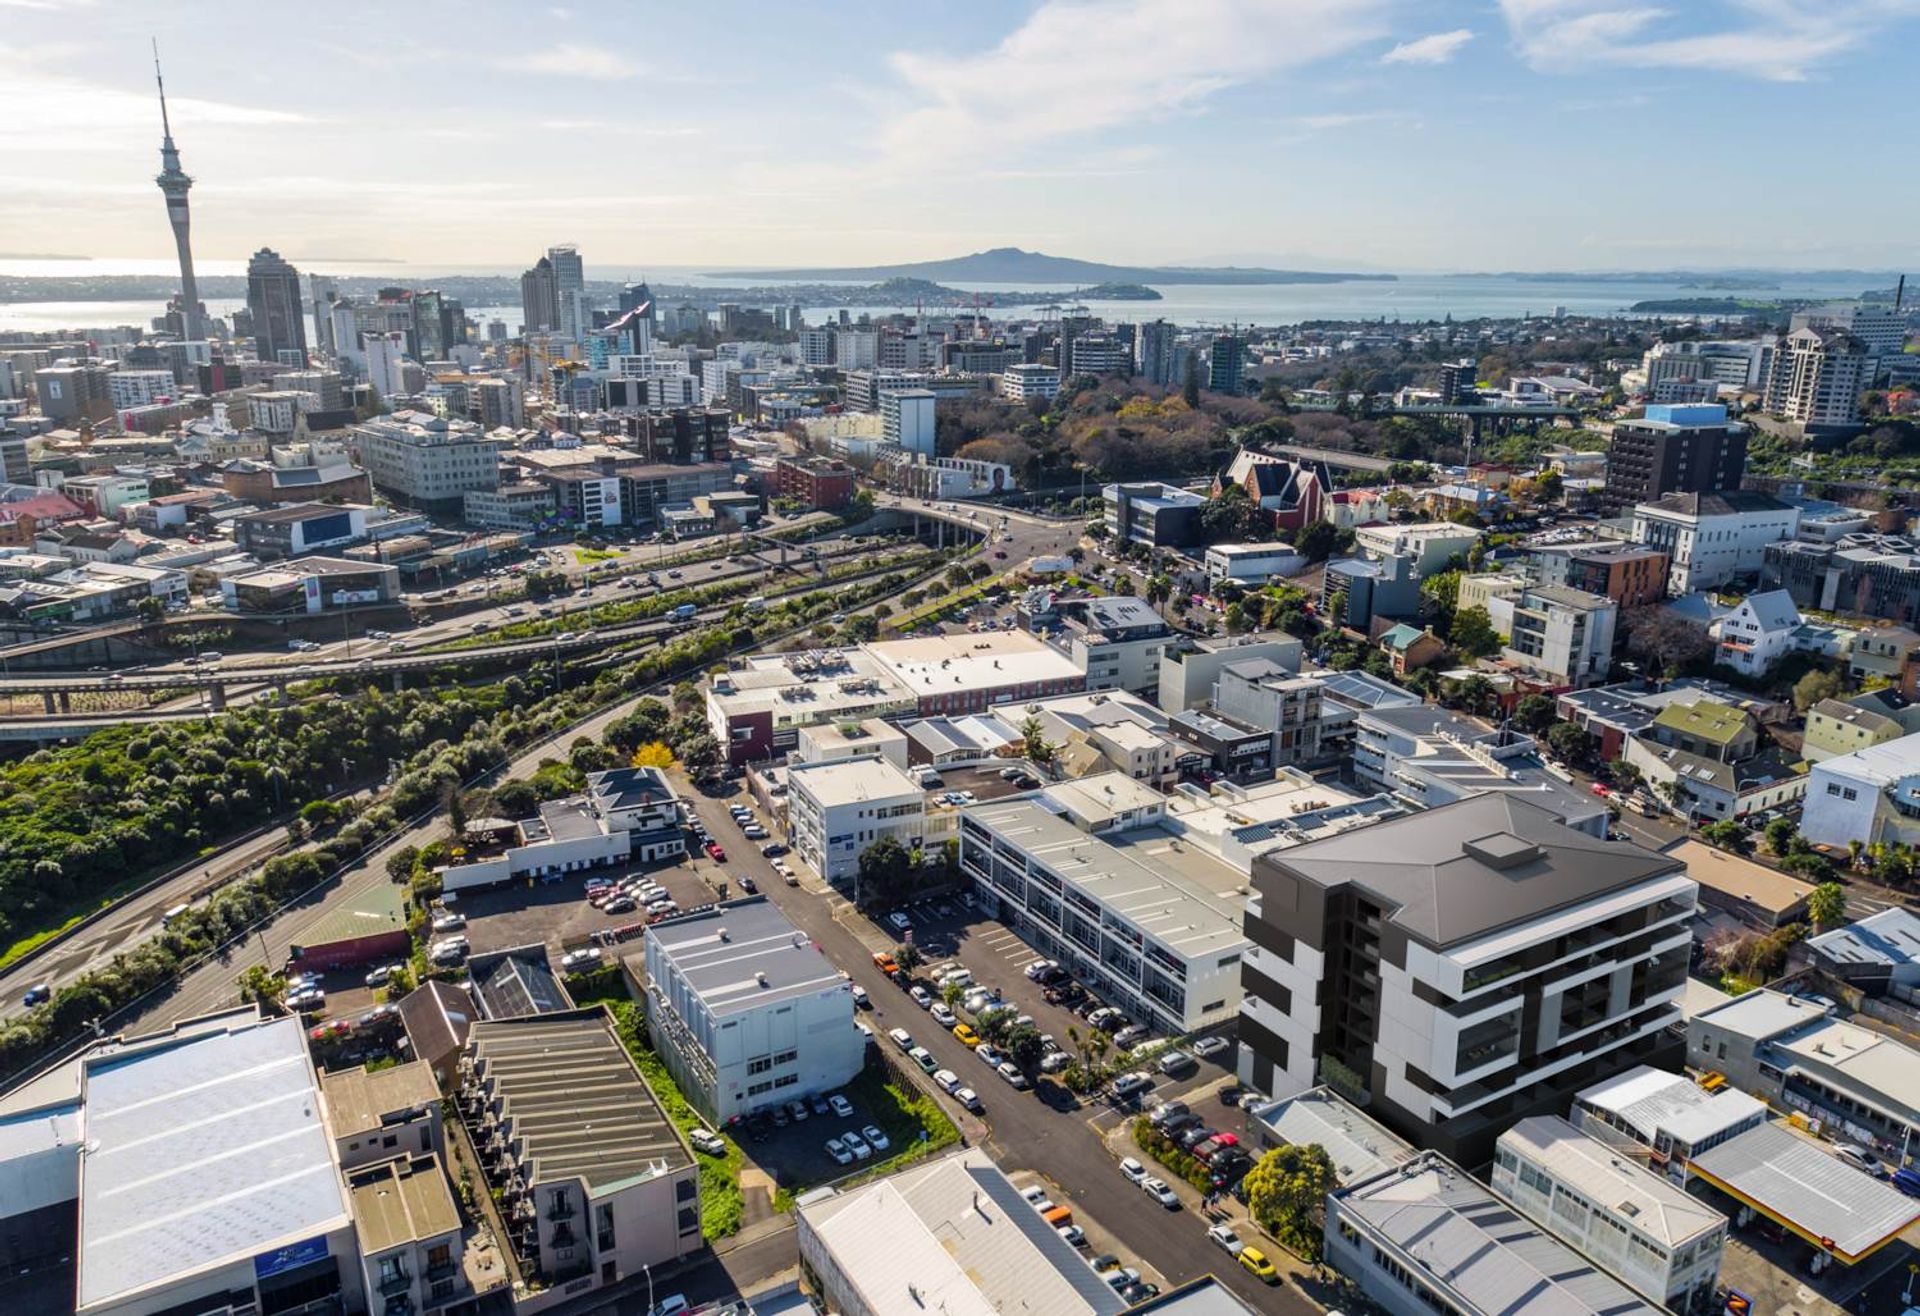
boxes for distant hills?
[718,247,1396,286]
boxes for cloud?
[1498,0,1918,81]
[1288,111,1404,130]
[1381,28,1475,64]
[514,43,640,79]
[884,0,1388,155]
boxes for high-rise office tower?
[151,44,203,342]
[246,248,308,365]
[1208,333,1244,394]
[521,256,558,334]
[1135,319,1177,386]
[548,244,585,341]
[310,276,337,355]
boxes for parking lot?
[447,851,722,960]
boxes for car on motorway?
[688,1127,725,1156]
[909,1046,937,1073]
[1191,1035,1231,1060]
[1238,1247,1279,1283]
[862,1123,889,1152]
[22,983,51,1007]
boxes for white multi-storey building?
[107,369,179,411]
[1000,362,1061,402]
[834,328,878,371]
[1239,794,1696,1167]
[1502,585,1617,688]
[1766,325,1872,429]
[787,757,927,884]
[1632,491,1801,594]
[959,774,1250,1034]
[351,410,505,512]
[638,898,865,1124]
[1352,520,1482,576]
[1493,1116,1728,1311]
[879,387,936,456]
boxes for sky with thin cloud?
[2,0,1915,271]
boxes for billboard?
[254,1234,329,1280]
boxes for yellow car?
[1238,1247,1278,1283]
[952,1023,981,1048]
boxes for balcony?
[427,1259,459,1282]
[378,1269,414,1297]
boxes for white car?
[1056,1225,1087,1247]
[1110,1071,1154,1100]
[910,986,932,1009]
[688,1128,726,1156]
[828,1094,854,1119]
[930,1003,958,1028]
[887,911,912,933]
[825,1138,852,1166]
[1207,1223,1244,1256]
[1192,1036,1232,1060]
[842,1129,871,1161]
[1118,1157,1148,1185]
[430,911,466,933]
[363,963,404,987]
[1143,1177,1180,1209]
[934,1069,961,1094]
[559,948,603,972]
[862,1124,890,1152]
[889,1027,915,1051]
[955,1087,982,1112]
[997,1061,1029,1089]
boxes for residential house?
[1372,621,1446,675]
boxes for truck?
[671,603,698,621]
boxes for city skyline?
[3,0,1919,272]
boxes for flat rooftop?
[1691,987,1829,1041]
[298,877,408,952]
[798,1148,1127,1316]
[790,756,922,807]
[644,897,851,1018]
[320,1059,440,1140]
[867,631,1084,699]
[1808,906,1920,970]
[1335,1152,1661,1315]
[349,1154,460,1255]
[78,1013,349,1312]
[1255,1086,1416,1187]
[710,648,911,721]
[1259,794,1684,950]
[1689,1123,1919,1262]
[1501,1116,1725,1249]
[1670,840,1812,916]
[965,796,1250,964]
[466,1009,691,1193]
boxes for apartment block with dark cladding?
[1237,794,1696,1168]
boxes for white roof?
[1500,1116,1725,1249]
[1575,1065,1766,1147]
[866,631,1083,699]
[1808,731,1920,789]
[1255,1087,1415,1186]
[790,756,922,808]
[77,1014,348,1311]
[799,1149,1125,1316]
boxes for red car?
[706,842,727,862]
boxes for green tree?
[1540,721,1589,765]
[1420,569,1462,632]
[942,979,966,1008]
[1605,758,1642,793]
[1243,1143,1336,1260]
[1004,1022,1045,1069]
[1792,667,1845,713]
[136,595,167,622]
[856,834,918,907]
[237,964,285,1009]
[1808,882,1848,928]
[1019,715,1055,766]
[1764,816,1798,857]
[441,781,468,838]
[1449,606,1501,659]
[1511,693,1556,734]
[894,941,923,975]
[1701,819,1751,855]
[385,846,420,885]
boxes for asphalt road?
[676,784,1318,1315]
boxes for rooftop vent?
[717,926,729,942]
[755,970,768,987]
[1463,832,1544,870]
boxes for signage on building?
[254,1234,330,1280]
[331,588,381,606]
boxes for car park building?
[458,1009,701,1294]
[1324,1150,1664,1316]
[636,897,865,1125]
[1238,795,1696,1168]
[788,756,928,884]
[1492,1115,1727,1310]
[959,773,1252,1033]
[795,1147,1129,1316]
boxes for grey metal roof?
[1808,906,1920,969]
[1125,1279,1261,1315]
[645,897,846,1018]
[1259,794,1684,948]
[78,1014,349,1310]
[1336,1152,1662,1315]
[1315,669,1422,711]
[466,1009,691,1193]
[1255,1086,1416,1187]
[470,945,569,1020]
[1689,1123,1919,1260]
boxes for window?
[747,1056,772,1076]
[774,1049,797,1065]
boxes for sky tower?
[152,41,203,341]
